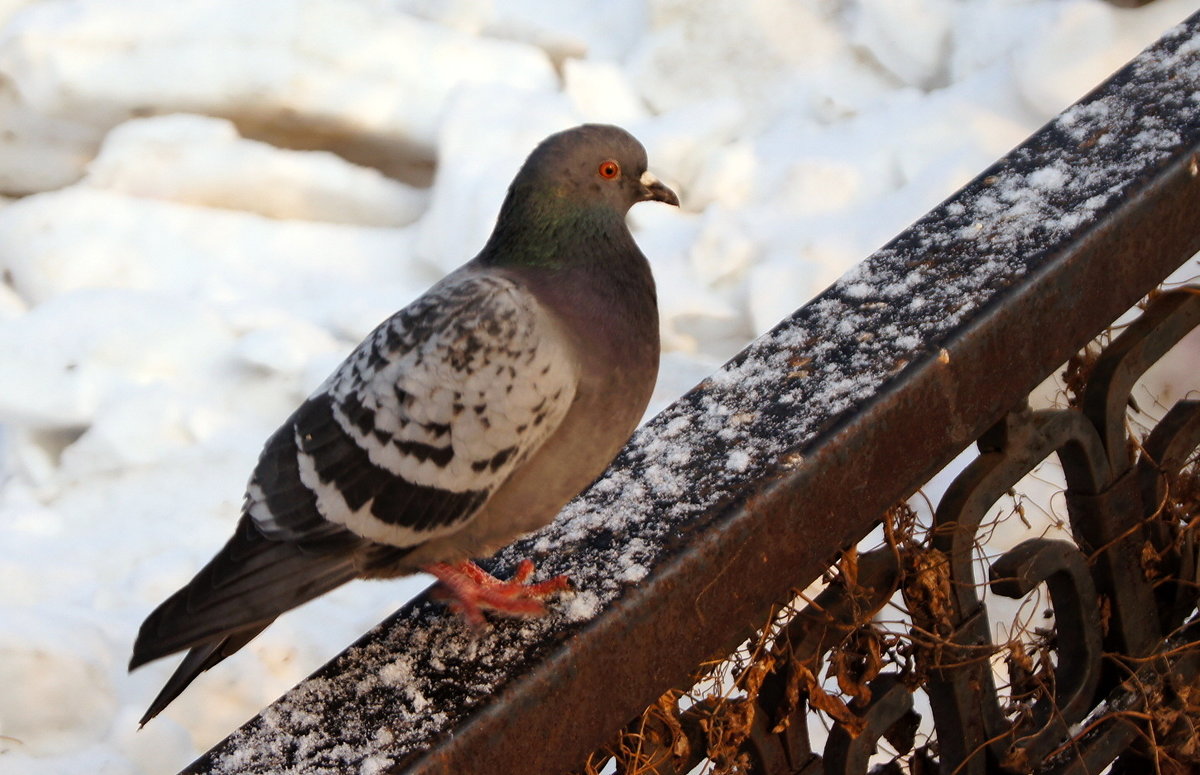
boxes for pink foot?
[425,559,571,628]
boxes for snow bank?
[85,115,429,227]
[0,0,558,193]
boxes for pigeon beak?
[639,170,680,207]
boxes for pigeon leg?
[425,560,570,628]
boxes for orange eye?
[598,160,620,179]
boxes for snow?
[1,0,1199,773]
[725,449,752,473]
[87,115,429,227]
[0,0,558,192]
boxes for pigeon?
[129,124,678,725]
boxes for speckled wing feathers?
[246,272,579,548]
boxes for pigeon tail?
[137,625,268,726]
[130,515,364,671]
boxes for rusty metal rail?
[184,12,1200,775]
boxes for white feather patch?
[299,272,580,546]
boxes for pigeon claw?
[425,559,571,629]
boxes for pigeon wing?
[130,271,580,685]
[247,270,580,548]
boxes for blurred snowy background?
[0,0,1198,772]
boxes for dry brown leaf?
[904,548,953,637]
[706,697,756,770]
[839,546,859,589]
[795,662,865,737]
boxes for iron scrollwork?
[917,288,1200,773]
[589,288,1200,775]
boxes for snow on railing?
[183,12,1200,775]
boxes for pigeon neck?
[480,187,631,271]
[477,187,658,357]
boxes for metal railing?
[598,286,1200,774]
[182,12,1200,775]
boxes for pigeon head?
[514,124,680,212]
[482,125,678,268]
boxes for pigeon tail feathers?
[129,516,367,670]
[137,625,268,726]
